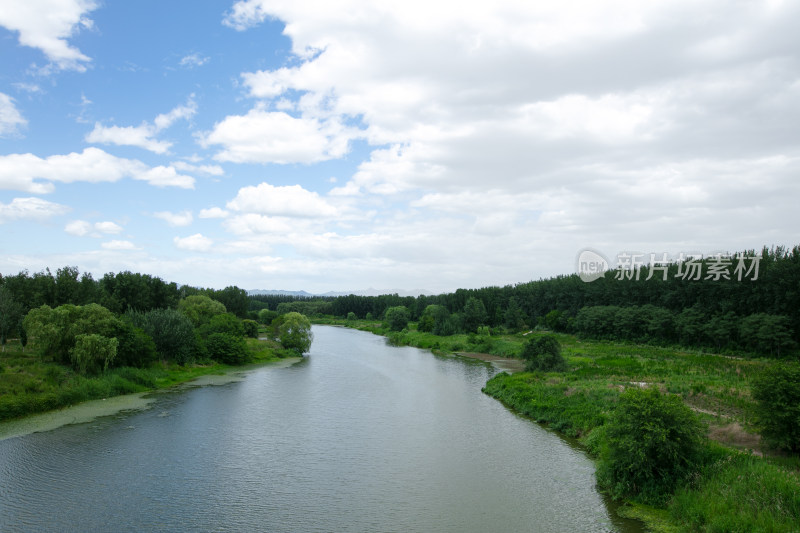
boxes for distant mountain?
[247,289,316,297]
[248,288,434,298]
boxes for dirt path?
[453,351,526,373]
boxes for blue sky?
[1,0,799,293]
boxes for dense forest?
[251,245,800,357]
[2,244,798,362]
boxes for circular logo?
[576,248,609,282]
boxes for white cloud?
[86,97,197,154]
[64,219,92,236]
[227,182,338,218]
[199,207,229,218]
[174,233,213,251]
[0,147,195,193]
[179,53,209,68]
[171,161,224,176]
[101,240,137,250]
[0,197,70,223]
[66,219,123,236]
[85,123,172,154]
[0,93,27,136]
[0,0,98,72]
[154,210,193,227]
[201,109,353,164]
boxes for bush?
[70,334,118,375]
[752,362,800,453]
[384,306,410,332]
[242,319,259,338]
[205,333,249,365]
[597,387,706,505]
[522,335,566,372]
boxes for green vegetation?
[384,305,410,331]
[521,334,566,372]
[751,362,800,453]
[597,387,706,505]
[277,312,314,354]
[0,266,316,423]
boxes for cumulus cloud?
[201,109,353,164]
[174,233,213,251]
[154,210,193,227]
[198,207,229,218]
[86,97,197,154]
[0,93,27,136]
[0,0,98,72]
[0,147,195,193]
[0,197,70,223]
[65,219,123,236]
[227,182,338,218]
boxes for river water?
[0,326,641,532]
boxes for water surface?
[0,326,640,532]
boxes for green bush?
[597,387,706,505]
[205,333,249,365]
[242,319,259,338]
[384,306,410,332]
[752,362,800,453]
[522,335,566,372]
[69,334,118,375]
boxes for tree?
[205,333,249,364]
[463,297,488,333]
[127,308,196,364]
[258,309,278,325]
[384,306,409,332]
[598,387,706,504]
[23,303,120,364]
[279,312,313,354]
[0,286,22,351]
[739,313,796,357]
[70,333,118,375]
[178,295,227,327]
[521,335,566,372]
[752,362,800,453]
[504,297,525,332]
[212,286,249,318]
[242,319,259,338]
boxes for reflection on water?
[0,326,641,532]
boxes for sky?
[0,0,798,294]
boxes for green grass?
[0,336,284,422]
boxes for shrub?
[205,333,249,365]
[70,334,118,375]
[597,387,706,505]
[242,319,259,338]
[384,306,410,332]
[752,362,800,453]
[522,335,566,372]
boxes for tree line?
[0,268,313,374]
[263,245,800,357]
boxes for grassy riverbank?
[0,336,289,422]
[318,318,800,532]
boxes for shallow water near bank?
[0,326,641,532]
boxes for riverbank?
[317,318,800,532]
[0,336,293,425]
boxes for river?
[0,326,641,532]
